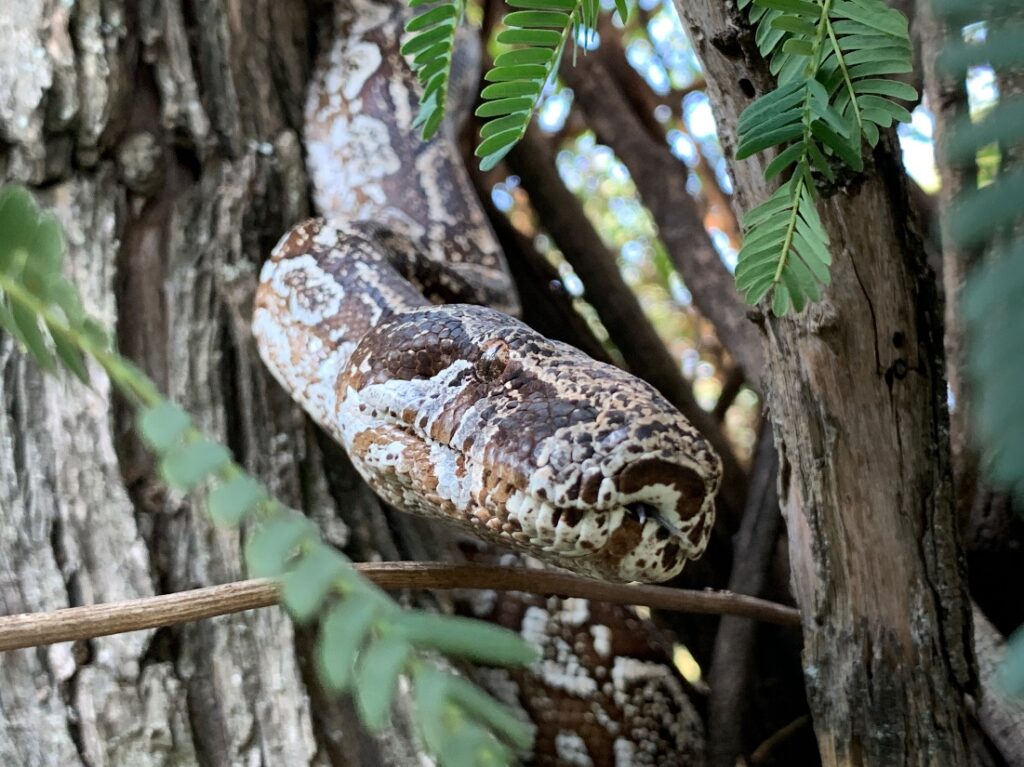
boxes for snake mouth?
[625,501,687,541]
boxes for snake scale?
[252,0,720,761]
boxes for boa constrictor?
[252,0,719,761]
[252,0,722,584]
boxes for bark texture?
[668,1,976,765]
[0,2,436,764]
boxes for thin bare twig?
[0,561,800,653]
[749,714,812,764]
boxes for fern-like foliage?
[0,185,537,767]
[735,0,916,313]
[474,0,599,170]
[935,0,1024,695]
[735,176,832,314]
[403,0,464,139]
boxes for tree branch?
[559,53,765,384]
[707,424,787,767]
[0,561,800,653]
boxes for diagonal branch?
[0,561,801,653]
[559,53,765,384]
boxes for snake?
[252,0,722,585]
[252,0,719,759]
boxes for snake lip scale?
[252,0,723,585]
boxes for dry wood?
[0,562,801,654]
[670,1,976,764]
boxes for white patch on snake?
[325,39,382,101]
[557,599,590,627]
[388,78,415,130]
[429,441,472,509]
[590,625,613,658]
[611,657,674,703]
[346,0,393,34]
[307,113,400,215]
[539,636,597,697]
[265,255,345,326]
[415,143,457,228]
[252,307,295,386]
[555,732,593,767]
[520,606,550,649]
[613,738,636,767]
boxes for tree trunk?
[669,1,977,765]
[0,3,438,764]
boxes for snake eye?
[475,339,510,382]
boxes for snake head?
[339,305,722,584]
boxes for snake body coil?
[252,0,721,584]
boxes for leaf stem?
[773,176,804,285]
[825,16,863,131]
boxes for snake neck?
[305,0,519,316]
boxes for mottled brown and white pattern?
[461,558,705,766]
[253,0,722,584]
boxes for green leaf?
[445,674,535,749]
[480,81,541,100]
[0,186,40,276]
[159,439,232,488]
[770,15,816,35]
[810,120,863,169]
[831,0,908,37]
[442,724,511,767]
[354,635,412,730]
[10,301,57,373]
[737,123,805,159]
[502,10,569,27]
[495,28,562,47]
[394,612,539,666]
[944,98,1024,162]
[764,143,807,181]
[964,244,1024,505]
[138,401,192,452]
[52,332,90,384]
[493,48,553,66]
[244,513,317,577]
[484,64,548,82]
[318,596,380,692]
[401,23,454,55]
[613,0,629,23]
[208,475,267,527]
[413,668,455,755]
[475,130,524,161]
[405,4,457,32]
[754,0,821,17]
[479,113,525,139]
[782,38,815,57]
[281,542,349,622]
[852,78,917,100]
[951,169,1024,248]
[507,0,576,8]
[475,97,534,118]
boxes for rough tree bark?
[0,3,447,764]
[669,1,979,765]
